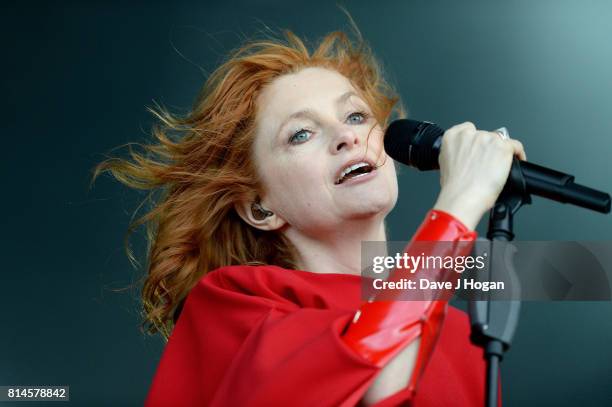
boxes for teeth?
[336,162,371,184]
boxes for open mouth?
[335,162,375,185]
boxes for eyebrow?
[276,90,361,137]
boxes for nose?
[330,125,360,154]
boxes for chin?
[344,194,396,220]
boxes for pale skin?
[235,67,526,405]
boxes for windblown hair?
[91,23,405,340]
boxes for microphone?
[384,119,610,214]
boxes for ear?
[234,197,287,231]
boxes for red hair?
[91,24,405,340]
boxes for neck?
[285,215,387,276]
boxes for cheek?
[390,165,399,197]
[382,157,399,193]
[263,157,328,205]
[264,161,334,227]
[388,159,398,179]
[365,125,385,147]
[285,167,325,200]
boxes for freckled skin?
[253,67,398,239]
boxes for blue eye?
[347,111,368,124]
[289,129,312,145]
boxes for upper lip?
[334,156,376,185]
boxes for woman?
[93,27,525,406]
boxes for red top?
[145,264,492,406]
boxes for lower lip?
[335,169,378,186]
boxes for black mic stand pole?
[469,157,529,407]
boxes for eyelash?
[288,111,370,145]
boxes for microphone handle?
[397,120,611,213]
[522,161,610,213]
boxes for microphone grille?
[384,119,444,170]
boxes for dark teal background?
[2,0,611,405]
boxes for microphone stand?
[468,157,529,407]
[389,119,612,405]
[467,151,609,406]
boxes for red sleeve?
[145,210,485,407]
[144,266,385,407]
[341,209,478,404]
[360,307,499,407]
[210,307,382,406]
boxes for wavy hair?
[91,22,405,340]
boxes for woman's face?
[251,66,398,236]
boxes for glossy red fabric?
[342,208,479,394]
[145,263,496,406]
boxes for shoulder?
[174,264,361,341]
[205,264,293,293]
[172,266,289,342]
[195,264,362,311]
[183,265,294,313]
[201,264,302,305]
